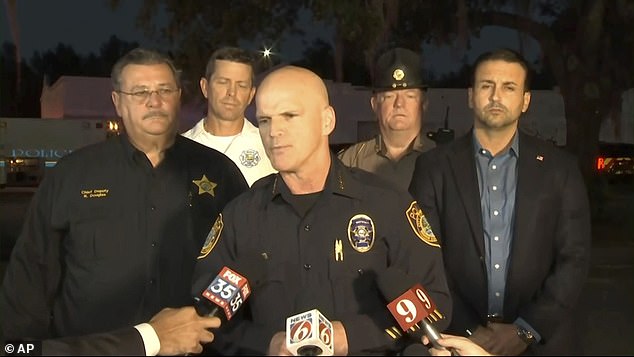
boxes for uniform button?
[495,292,500,297]
[491,165,497,170]
[492,185,498,191]
[494,264,500,269]
[493,210,499,216]
[304,225,311,231]
[149,279,155,285]
[357,269,364,275]
[150,205,156,211]
[494,236,499,241]
[151,242,156,247]
[303,264,311,270]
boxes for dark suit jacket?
[409,131,591,355]
[42,327,145,356]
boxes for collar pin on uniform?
[335,239,344,262]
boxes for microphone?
[285,291,334,356]
[194,266,251,320]
[193,253,267,320]
[376,268,446,351]
[285,309,334,356]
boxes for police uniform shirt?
[192,155,451,355]
[338,133,436,191]
[0,134,248,340]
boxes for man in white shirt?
[182,47,276,186]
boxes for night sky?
[1,1,162,57]
[1,0,542,77]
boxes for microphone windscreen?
[194,250,269,319]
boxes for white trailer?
[0,118,119,187]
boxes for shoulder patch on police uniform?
[406,201,440,248]
[347,214,375,253]
[198,214,223,259]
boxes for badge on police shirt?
[406,201,440,248]
[193,174,217,197]
[347,214,375,253]
[198,214,223,259]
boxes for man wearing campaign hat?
[338,47,435,190]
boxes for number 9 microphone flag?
[386,283,439,332]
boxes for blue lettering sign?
[10,148,72,159]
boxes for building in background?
[41,76,117,119]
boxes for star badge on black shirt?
[193,175,217,197]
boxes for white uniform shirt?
[182,118,276,186]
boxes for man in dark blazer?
[409,49,591,355]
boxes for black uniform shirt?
[192,155,451,355]
[1,134,248,339]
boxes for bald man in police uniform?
[191,66,451,355]
[338,48,435,191]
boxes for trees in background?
[0,36,138,117]
[4,0,633,181]
[117,0,634,180]
[0,42,39,117]
[468,0,634,179]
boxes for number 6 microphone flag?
[286,309,334,356]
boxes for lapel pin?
[335,239,344,262]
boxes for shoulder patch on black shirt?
[198,214,223,259]
[406,201,440,248]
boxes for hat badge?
[392,68,405,81]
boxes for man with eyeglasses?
[183,47,276,186]
[1,48,249,355]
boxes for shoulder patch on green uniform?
[198,214,223,259]
[406,201,440,248]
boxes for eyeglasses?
[117,88,179,103]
